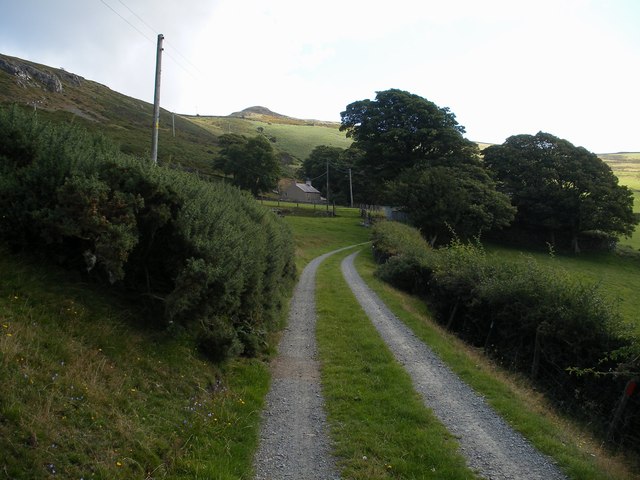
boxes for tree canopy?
[389,160,515,244]
[215,134,280,196]
[340,89,479,200]
[340,89,514,241]
[483,131,637,251]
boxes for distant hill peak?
[227,105,340,127]
[230,106,288,118]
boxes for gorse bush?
[0,106,295,360]
[372,220,638,450]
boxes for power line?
[98,0,154,43]
[99,0,202,80]
[115,0,204,77]
[116,0,156,36]
[309,171,326,182]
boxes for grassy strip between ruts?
[353,248,639,480]
[316,248,479,480]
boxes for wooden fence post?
[606,378,638,443]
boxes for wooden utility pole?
[349,168,354,208]
[151,34,164,164]
[326,160,329,213]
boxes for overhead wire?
[115,0,204,78]
[99,0,203,80]
[98,0,154,43]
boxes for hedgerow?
[0,105,295,361]
[372,220,639,451]
[370,220,434,293]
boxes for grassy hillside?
[0,54,224,175]
[0,54,350,178]
[190,112,351,172]
[0,204,367,479]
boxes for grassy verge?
[0,249,269,479]
[354,248,639,480]
[316,249,477,479]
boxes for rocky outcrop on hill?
[0,55,83,93]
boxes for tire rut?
[341,250,567,480]
[253,247,357,480]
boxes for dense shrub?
[0,106,296,360]
[372,221,434,294]
[372,220,639,449]
[371,220,431,262]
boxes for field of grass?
[270,201,369,268]
[600,152,640,249]
[190,115,352,168]
[484,244,640,335]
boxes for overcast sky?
[1,0,639,153]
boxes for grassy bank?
[0,249,270,479]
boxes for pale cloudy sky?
[0,0,638,153]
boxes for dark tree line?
[302,88,636,249]
[484,132,636,252]
[338,89,515,244]
[214,88,636,250]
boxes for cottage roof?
[295,182,320,194]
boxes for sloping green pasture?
[601,152,640,248]
[485,245,640,335]
[190,116,351,170]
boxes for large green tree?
[483,132,636,251]
[389,159,515,244]
[340,89,514,240]
[340,88,478,201]
[215,134,280,196]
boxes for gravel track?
[341,251,567,480]
[252,248,355,480]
